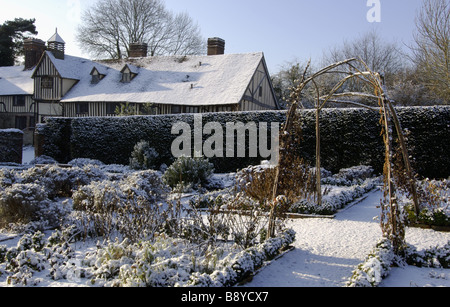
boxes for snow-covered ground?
[244,190,450,287]
[22,146,35,164]
[1,148,449,287]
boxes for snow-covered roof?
[48,31,65,44]
[0,66,33,96]
[58,52,264,106]
[42,51,111,80]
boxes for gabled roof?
[90,66,108,76]
[0,66,33,96]
[120,64,139,75]
[33,51,112,80]
[59,52,265,106]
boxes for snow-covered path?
[244,190,450,287]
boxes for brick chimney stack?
[207,38,225,56]
[129,42,148,58]
[23,38,46,70]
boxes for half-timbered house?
[31,34,279,119]
[0,65,36,144]
[1,32,280,133]
[0,38,45,144]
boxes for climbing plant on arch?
[269,58,419,255]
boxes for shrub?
[235,164,277,203]
[162,156,214,190]
[404,178,450,227]
[323,165,375,186]
[18,165,106,199]
[28,155,57,165]
[347,239,396,287]
[68,158,105,168]
[129,140,159,170]
[236,161,316,205]
[71,171,169,242]
[405,241,450,269]
[0,183,49,228]
[73,170,168,211]
[0,169,18,188]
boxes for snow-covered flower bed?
[0,227,295,287]
[0,159,297,287]
[403,179,450,228]
[347,238,450,287]
[289,166,380,215]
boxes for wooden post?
[315,106,322,206]
[386,100,420,216]
[267,102,297,239]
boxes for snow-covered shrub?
[347,239,396,287]
[206,192,274,249]
[322,165,375,186]
[84,237,195,287]
[0,169,18,188]
[129,140,159,170]
[121,170,169,202]
[68,158,105,168]
[187,229,296,287]
[0,183,49,228]
[404,179,450,227]
[28,155,57,165]
[0,230,78,286]
[82,229,295,288]
[73,170,167,212]
[71,172,169,242]
[2,232,47,286]
[289,177,378,215]
[236,164,277,203]
[405,241,450,269]
[163,156,214,191]
[19,165,107,199]
[16,232,45,253]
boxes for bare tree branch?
[76,0,205,59]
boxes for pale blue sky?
[0,0,425,73]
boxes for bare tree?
[324,30,404,86]
[76,0,205,59]
[410,0,450,102]
[166,12,205,56]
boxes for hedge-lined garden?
[36,106,450,179]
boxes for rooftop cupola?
[47,28,65,60]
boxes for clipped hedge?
[36,106,450,178]
[0,129,23,164]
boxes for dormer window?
[120,64,139,83]
[122,72,131,83]
[92,74,100,84]
[90,67,106,84]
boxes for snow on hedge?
[347,238,450,287]
[36,106,450,177]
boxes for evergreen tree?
[0,18,37,66]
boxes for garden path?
[244,190,383,287]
